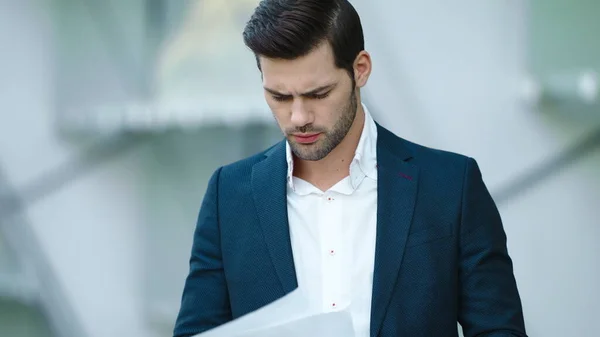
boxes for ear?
[353,50,372,88]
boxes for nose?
[290,98,313,127]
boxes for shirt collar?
[286,103,378,192]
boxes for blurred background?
[0,0,599,336]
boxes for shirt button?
[331,302,337,309]
[329,249,336,256]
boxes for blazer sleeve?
[173,167,233,337]
[457,158,527,337]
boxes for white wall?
[357,0,598,189]
[0,0,152,336]
[502,148,600,336]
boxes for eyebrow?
[264,83,337,97]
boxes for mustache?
[285,124,326,134]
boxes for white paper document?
[194,289,356,337]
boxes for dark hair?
[242,0,365,82]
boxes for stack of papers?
[194,289,356,337]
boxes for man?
[174,0,527,336]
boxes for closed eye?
[307,92,330,100]
[272,95,292,102]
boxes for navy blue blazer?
[174,124,527,337]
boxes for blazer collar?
[252,141,298,295]
[370,123,419,337]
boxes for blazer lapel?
[251,141,298,295]
[370,125,419,337]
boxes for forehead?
[259,42,344,92]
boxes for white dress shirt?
[286,104,378,337]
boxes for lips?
[293,133,321,144]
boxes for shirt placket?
[320,190,345,312]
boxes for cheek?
[268,104,290,127]
[318,97,346,123]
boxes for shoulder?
[377,124,472,175]
[377,124,481,215]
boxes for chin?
[294,148,330,162]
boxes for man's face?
[259,42,358,161]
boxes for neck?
[293,104,366,191]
